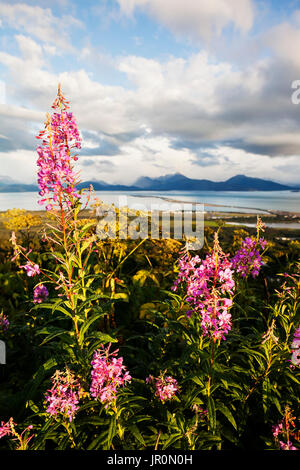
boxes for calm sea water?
[0,190,300,213]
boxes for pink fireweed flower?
[19,262,40,277]
[231,237,267,279]
[272,406,298,451]
[33,284,49,304]
[0,418,34,449]
[291,324,300,367]
[279,441,297,450]
[90,344,131,408]
[146,373,178,402]
[172,233,235,340]
[272,422,283,438]
[45,369,82,422]
[0,418,14,439]
[36,86,81,211]
[0,312,9,333]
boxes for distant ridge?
[0,174,296,192]
[133,173,293,191]
[77,174,295,192]
[0,182,39,192]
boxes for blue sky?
[1,0,300,185]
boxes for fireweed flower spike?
[33,284,49,304]
[0,418,34,450]
[272,406,298,450]
[291,324,300,367]
[172,232,235,341]
[0,312,9,333]
[45,369,82,422]
[0,418,14,439]
[90,344,131,408]
[36,84,81,211]
[231,236,267,279]
[231,217,267,279]
[146,373,179,402]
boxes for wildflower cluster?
[45,369,82,422]
[231,236,267,278]
[146,373,178,402]
[0,418,13,439]
[90,344,131,407]
[172,234,235,340]
[291,324,300,367]
[0,418,34,450]
[36,85,81,211]
[0,312,9,333]
[33,284,49,304]
[272,406,298,450]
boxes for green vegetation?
[0,207,299,450]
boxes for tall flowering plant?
[172,232,235,341]
[32,86,110,349]
[4,86,149,450]
[10,86,103,350]
[171,232,236,421]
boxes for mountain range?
[0,174,297,192]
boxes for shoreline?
[1,191,300,219]
[133,194,300,218]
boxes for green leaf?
[77,294,112,313]
[191,376,204,387]
[106,416,117,450]
[128,424,146,446]
[39,330,69,346]
[111,292,129,302]
[216,402,237,430]
[162,433,182,449]
[207,397,216,433]
[78,311,107,345]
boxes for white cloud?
[79,133,198,184]
[0,149,37,183]
[78,137,300,187]
[264,20,300,68]
[0,2,83,51]
[0,81,5,104]
[118,52,270,143]
[117,0,254,41]
[15,35,44,66]
[0,103,43,122]
[1,28,300,185]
